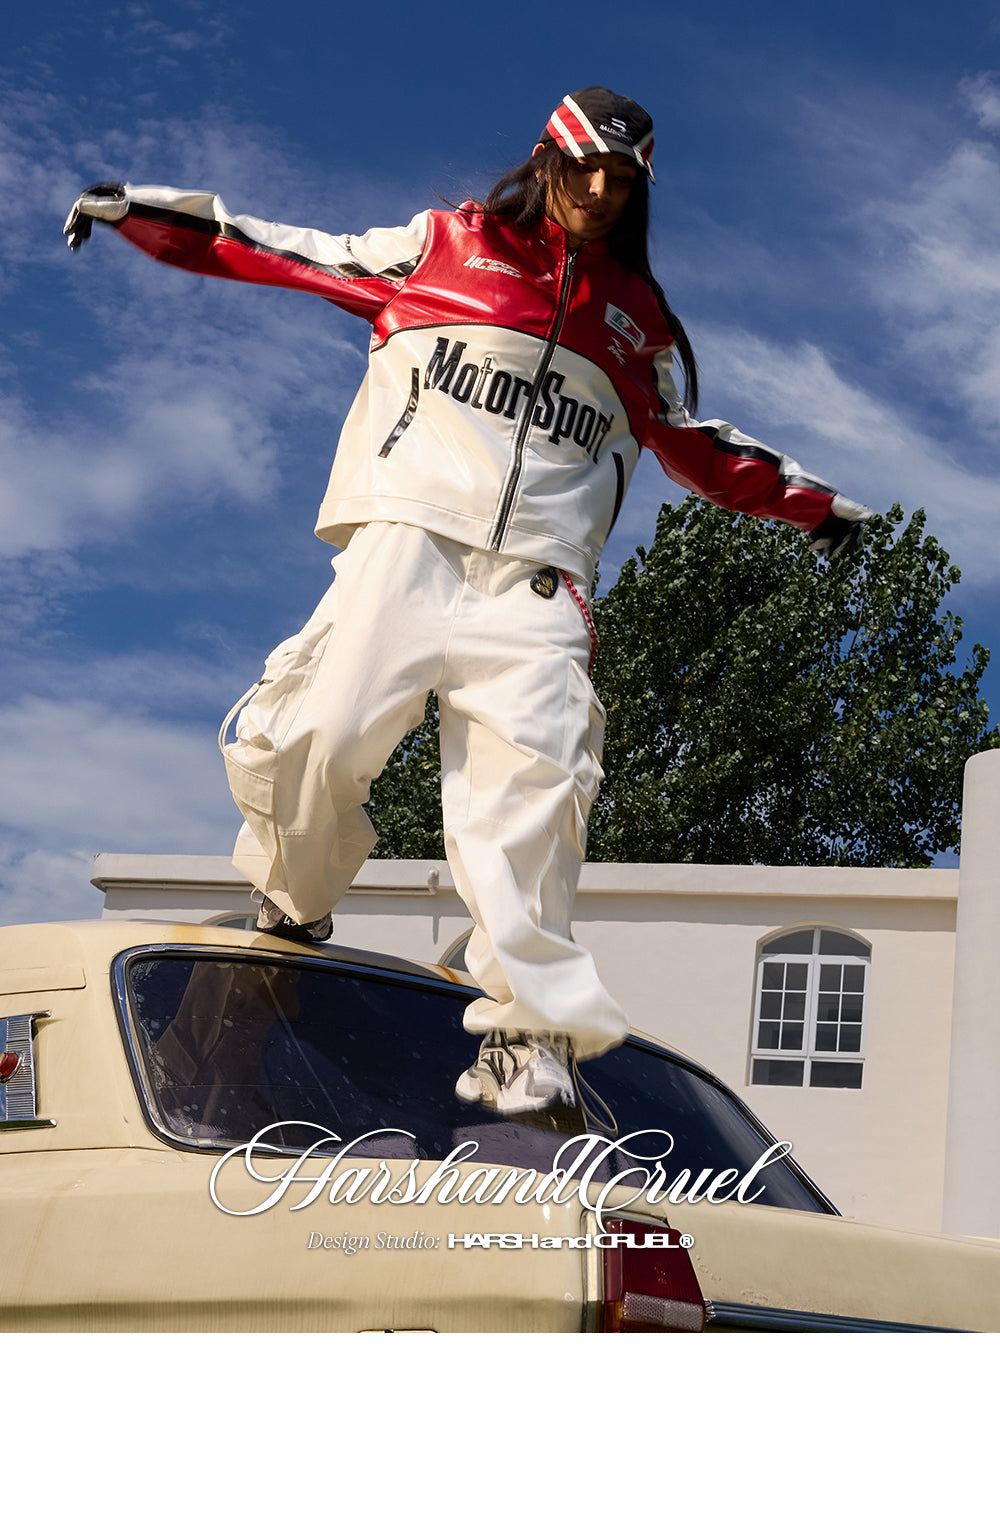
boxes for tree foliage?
[368,499,999,867]
[367,707,445,860]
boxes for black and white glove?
[63,183,129,251]
[809,494,871,563]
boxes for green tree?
[367,704,444,859]
[369,498,999,866]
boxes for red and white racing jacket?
[107,184,850,583]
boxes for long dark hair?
[482,143,698,413]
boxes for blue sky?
[2,0,999,925]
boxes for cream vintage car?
[1,918,998,1332]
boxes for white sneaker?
[455,1030,575,1114]
[255,894,333,944]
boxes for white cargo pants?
[221,521,627,1059]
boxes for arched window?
[750,928,869,1089]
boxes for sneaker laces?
[570,1054,619,1138]
[462,1030,618,1134]
[481,1029,523,1088]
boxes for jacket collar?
[539,212,609,258]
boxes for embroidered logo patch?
[604,303,645,351]
[464,256,522,279]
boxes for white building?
[91,750,1000,1241]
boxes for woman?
[64,87,868,1115]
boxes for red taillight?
[599,1216,707,1333]
[0,1052,21,1083]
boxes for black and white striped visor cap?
[540,87,655,183]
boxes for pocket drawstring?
[218,681,261,756]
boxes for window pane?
[815,1024,839,1052]
[818,964,842,992]
[760,991,783,1021]
[123,953,833,1212]
[838,1026,863,1053]
[842,965,866,993]
[122,955,624,1178]
[761,964,784,990]
[780,1023,804,1051]
[819,932,869,957]
[785,965,808,991]
[783,993,806,1021]
[752,1059,805,1087]
[841,995,864,1022]
[757,1021,780,1049]
[816,995,841,1023]
[582,1046,828,1209]
[809,1061,863,1089]
[763,931,814,955]
[126,955,505,1159]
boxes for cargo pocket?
[218,598,338,851]
[218,681,275,817]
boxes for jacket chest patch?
[605,303,645,351]
[463,255,522,279]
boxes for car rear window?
[116,951,832,1213]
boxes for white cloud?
[0,846,104,928]
[884,182,1000,321]
[700,331,900,454]
[0,696,237,843]
[0,91,423,281]
[0,368,278,556]
[14,644,254,722]
[0,694,242,926]
[959,72,1000,133]
[692,323,999,577]
[0,244,366,560]
[100,2,231,58]
[839,134,1000,595]
[0,96,414,565]
[0,634,278,927]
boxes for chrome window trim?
[110,943,480,1156]
[705,1301,961,1333]
[0,1013,56,1131]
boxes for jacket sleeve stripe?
[647,348,835,531]
[124,202,405,278]
[112,188,428,321]
[692,423,834,493]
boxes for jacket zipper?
[378,366,420,457]
[490,244,578,551]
